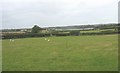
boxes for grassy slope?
[2,35,118,71]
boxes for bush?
[70,30,80,36]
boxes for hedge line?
[2,32,118,39]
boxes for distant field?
[2,34,118,71]
[80,29,116,33]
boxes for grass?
[2,34,118,71]
[80,29,116,33]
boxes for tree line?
[2,23,120,39]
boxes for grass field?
[80,29,116,33]
[2,34,118,71]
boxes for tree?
[70,30,80,36]
[32,25,41,33]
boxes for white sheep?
[48,39,50,42]
[10,39,14,42]
[45,38,47,40]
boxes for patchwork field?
[2,34,118,71]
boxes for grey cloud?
[2,0,118,29]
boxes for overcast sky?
[2,0,119,29]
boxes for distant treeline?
[2,30,119,39]
[2,23,120,39]
[1,23,119,32]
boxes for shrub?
[70,30,80,36]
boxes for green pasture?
[80,29,116,33]
[2,34,118,71]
